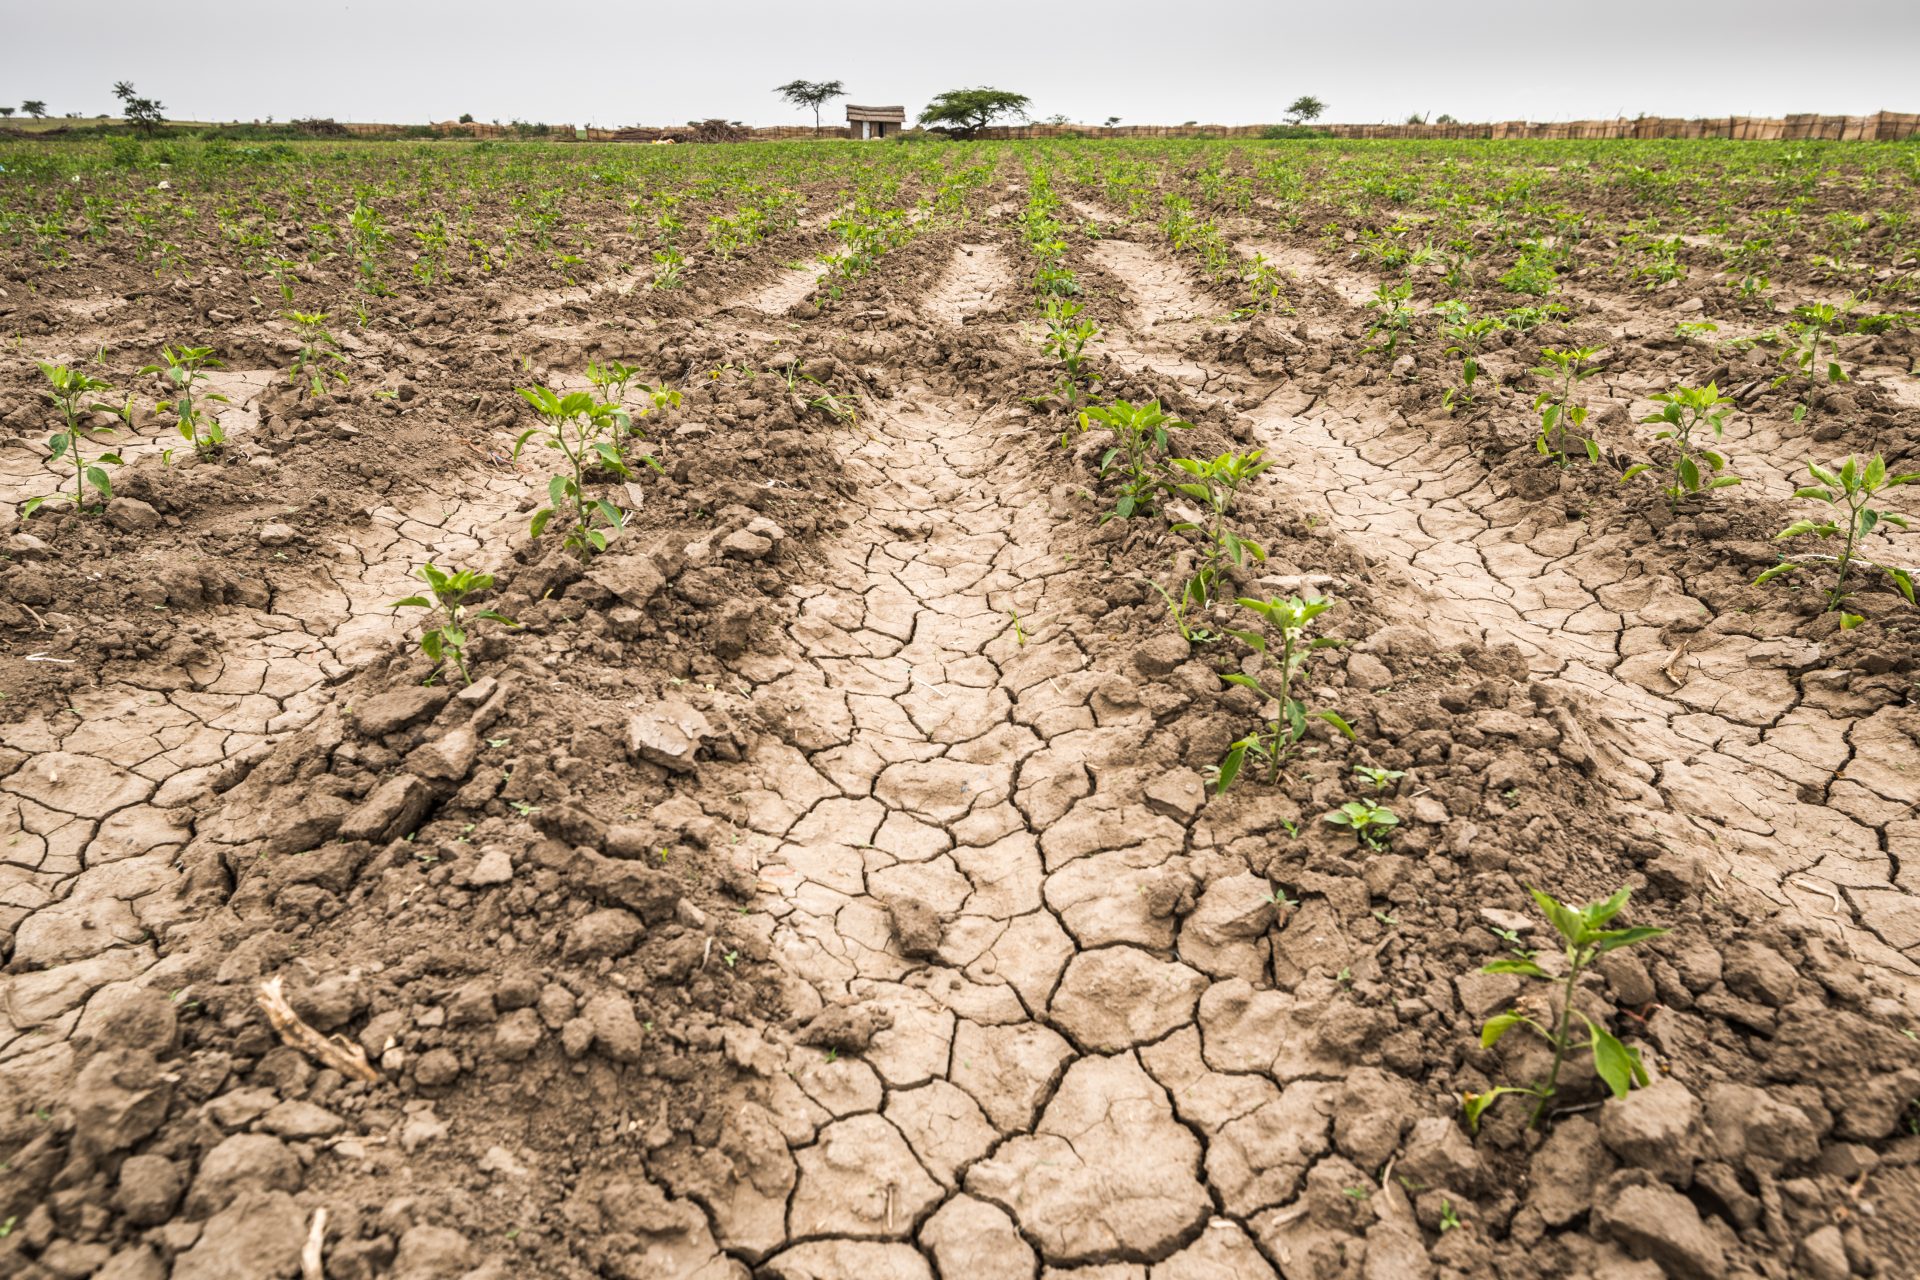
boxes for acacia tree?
[1285,95,1326,125]
[918,88,1031,138]
[0,108,13,120]
[774,79,846,136]
[22,101,47,119]
[113,81,166,135]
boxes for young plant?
[1215,595,1354,792]
[24,363,121,517]
[1167,449,1271,568]
[141,346,228,458]
[1147,569,1221,644]
[1076,398,1192,522]
[390,563,518,685]
[513,385,659,560]
[287,311,349,398]
[1363,281,1416,358]
[1774,299,1852,423]
[1620,383,1740,512]
[1041,297,1102,397]
[1353,764,1405,792]
[1440,312,1503,413]
[1529,345,1603,466]
[1465,885,1666,1131]
[1324,799,1399,850]
[1755,456,1917,612]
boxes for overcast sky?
[5,0,1917,129]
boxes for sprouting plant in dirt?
[1076,398,1192,521]
[1213,594,1354,792]
[1041,297,1102,397]
[1363,281,1416,358]
[1440,312,1503,413]
[651,245,685,290]
[1353,764,1404,792]
[1620,383,1740,513]
[779,359,857,425]
[23,363,122,518]
[1464,884,1666,1132]
[390,563,519,685]
[287,311,349,398]
[1167,449,1271,569]
[513,385,659,560]
[140,345,229,458]
[1773,299,1854,422]
[1529,345,1604,466]
[1755,455,1917,615]
[1325,798,1398,849]
[1147,569,1221,645]
[1237,252,1287,317]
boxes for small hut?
[846,105,905,140]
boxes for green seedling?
[1529,345,1603,466]
[390,563,518,685]
[1756,455,1917,610]
[1215,594,1354,792]
[1465,884,1666,1131]
[1325,799,1399,849]
[1041,296,1102,396]
[1168,449,1272,569]
[1774,299,1853,422]
[1363,280,1416,358]
[514,384,660,560]
[1621,383,1740,512]
[141,345,228,458]
[1353,764,1404,792]
[24,363,121,517]
[287,311,349,398]
[1240,252,1286,316]
[1076,398,1192,522]
[1147,569,1221,644]
[1441,313,1503,413]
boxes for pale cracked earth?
[4,194,1920,1280]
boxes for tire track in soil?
[1088,226,1920,1002]
[643,229,1290,1277]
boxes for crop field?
[2,135,1920,1279]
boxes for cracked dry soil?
[4,148,1920,1280]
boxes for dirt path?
[1090,230,1920,1001]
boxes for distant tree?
[458,112,474,124]
[0,108,14,120]
[918,88,1031,138]
[1406,112,1428,125]
[1045,113,1071,126]
[1285,95,1326,125]
[112,80,166,135]
[22,100,47,118]
[1104,116,1121,127]
[773,79,846,136]
[1435,113,1459,125]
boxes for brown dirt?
[3,145,1920,1280]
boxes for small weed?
[1328,799,1399,849]
[1353,764,1404,792]
[287,311,349,397]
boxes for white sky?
[4,0,1917,128]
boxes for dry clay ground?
[3,158,1920,1280]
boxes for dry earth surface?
[2,138,1919,1280]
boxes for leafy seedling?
[1774,299,1853,423]
[515,384,660,560]
[390,563,518,685]
[1755,455,1917,610]
[1327,799,1399,849]
[1076,398,1192,522]
[1465,884,1667,1131]
[1353,764,1405,792]
[141,345,228,458]
[1529,345,1603,466]
[1621,383,1740,512]
[24,363,122,517]
[1215,594,1353,792]
[287,311,349,398]
[1168,449,1272,569]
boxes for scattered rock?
[171,1190,307,1280]
[1593,1174,1727,1280]
[1599,1077,1704,1186]
[626,699,716,773]
[106,497,162,532]
[184,1133,301,1218]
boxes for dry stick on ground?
[257,976,381,1083]
[301,1207,329,1280]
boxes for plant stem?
[1530,946,1585,1128]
